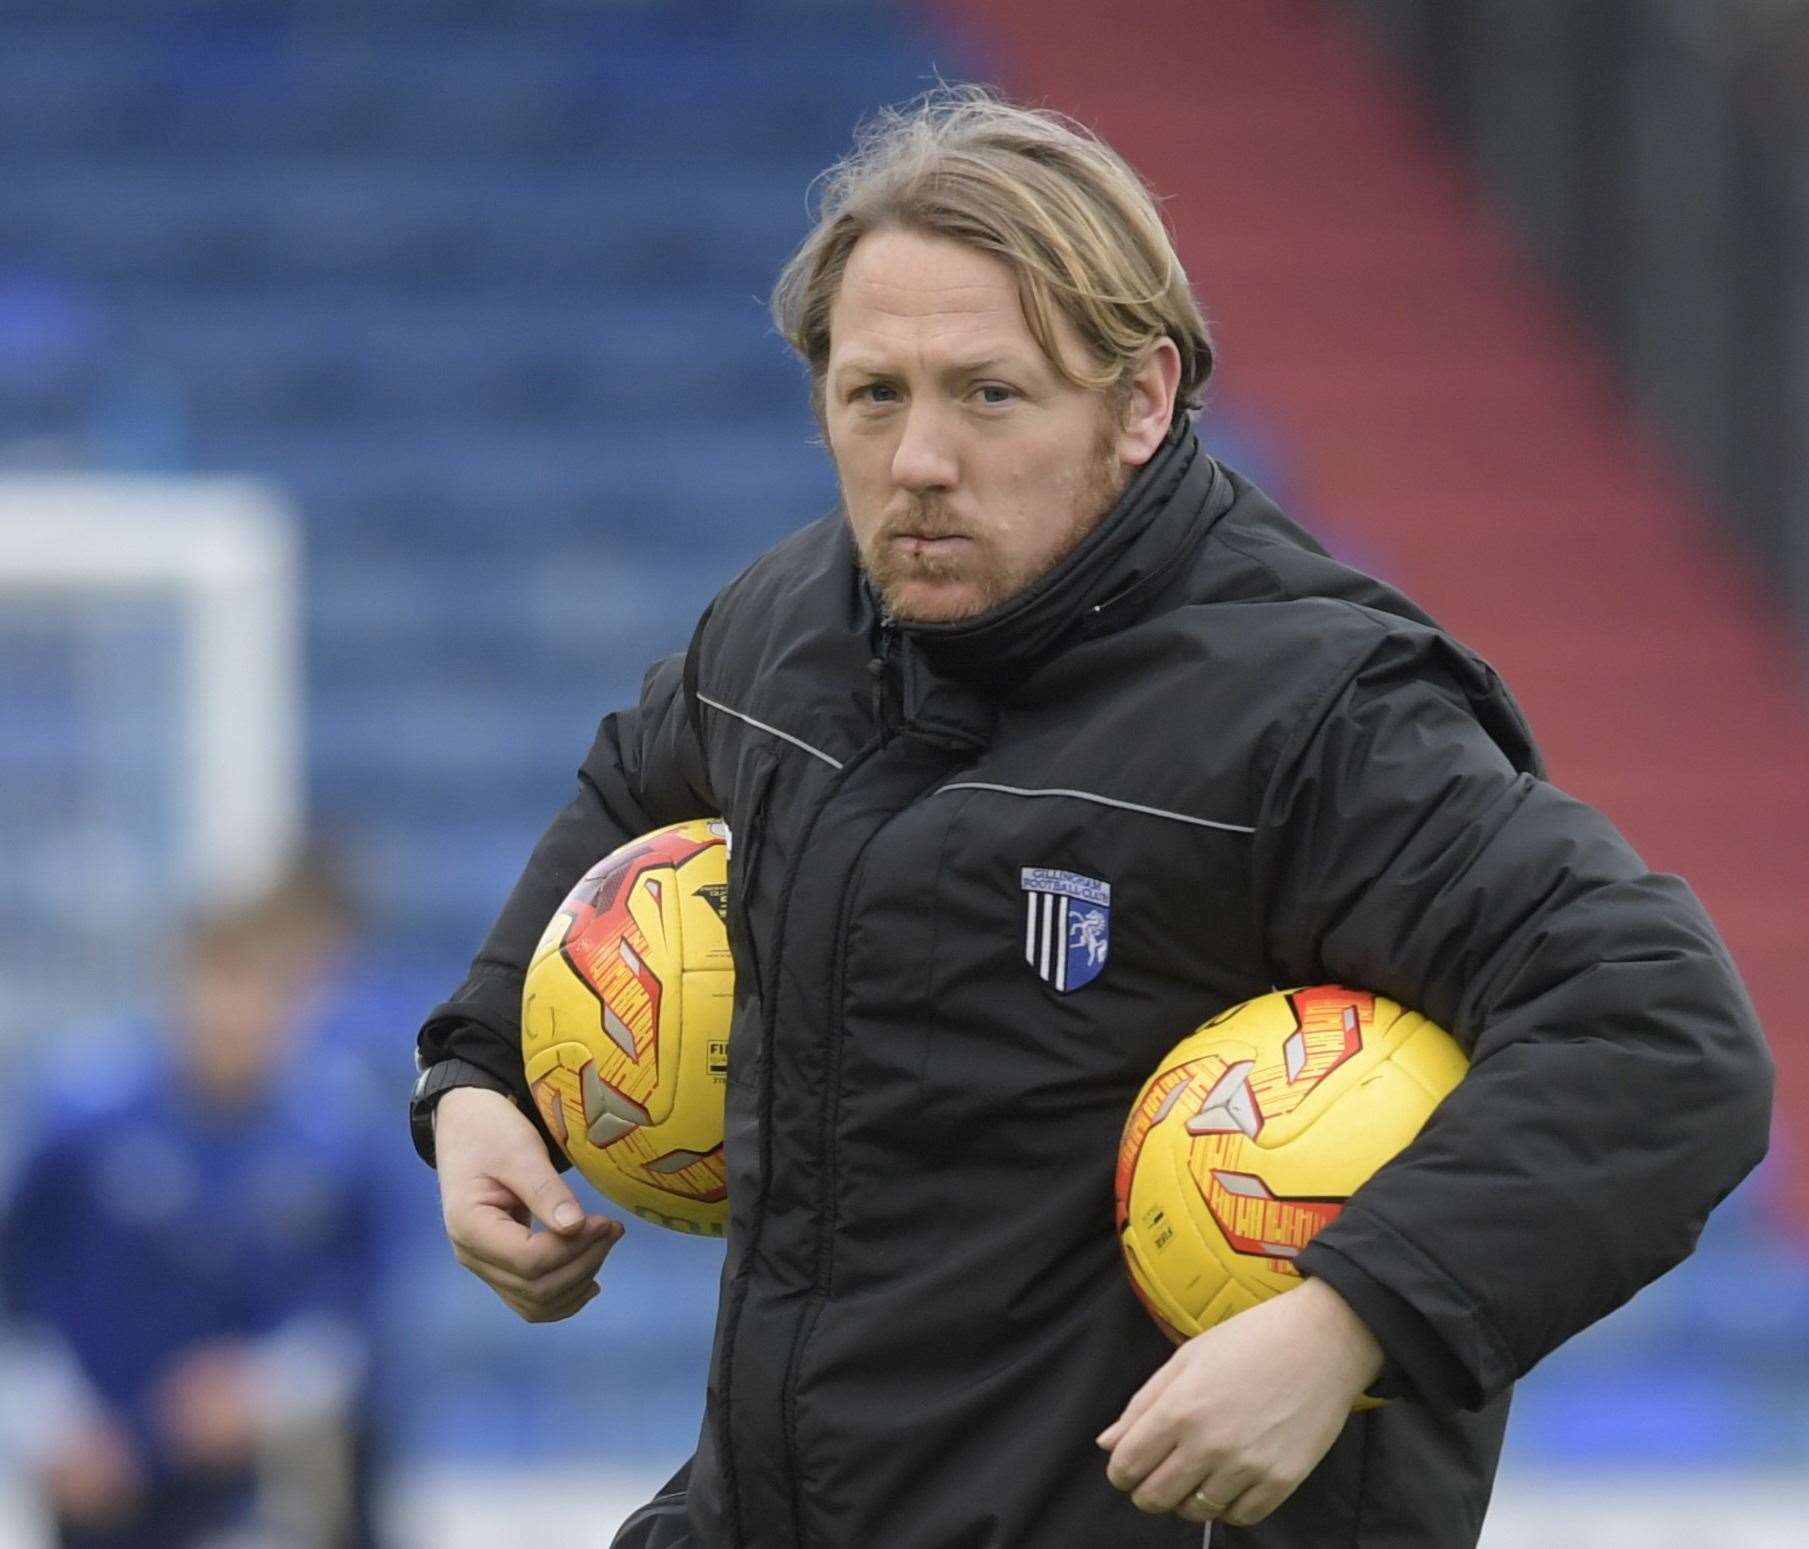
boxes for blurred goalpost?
[0,477,302,1068]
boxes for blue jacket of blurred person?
[0,864,384,1549]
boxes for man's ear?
[1114,338,1183,465]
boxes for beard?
[856,421,1129,625]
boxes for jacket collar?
[886,419,1230,682]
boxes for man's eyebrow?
[832,352,1037,379]
[942,354,1026,377]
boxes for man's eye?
[858,383,900,404]
[975,384,1015,406]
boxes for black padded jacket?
[417,424,1773,1548]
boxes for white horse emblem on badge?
[1021,868,1111,992]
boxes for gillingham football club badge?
[1021,867,1111,992]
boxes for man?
[410,87,1773,1546]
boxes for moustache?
[876,503,973,544]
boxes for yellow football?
[1115,986,1465,1395]
[521,818,732,1235]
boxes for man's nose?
[891,404,958,492]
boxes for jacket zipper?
[780,829,875,1549]
[728,755,777,1001]
[869,618,898,741]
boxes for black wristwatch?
[409,1056,521,1169]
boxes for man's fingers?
[518,1222,621,1302]
[473,1135,588,1237]
[1105,1427,1172,1499]
[1140,1449,1256,1518]
[451,1180,617,1270]
[1222,1478,1299,1529]
[1131,1445,1219,1515]
[1103,1395,1184,1496]
[454,1208,620,1292]
[515,1165,587,1235]
[1098,1353,1182,1449]
[499,1278,603,1325]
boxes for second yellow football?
[1115,985,1466,1384]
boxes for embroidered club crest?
[1021,867,1111,993]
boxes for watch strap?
[409,1056,520,1169]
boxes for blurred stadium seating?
[0,1,1000,1530]
[2,1,1805,1543]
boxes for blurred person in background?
[0,860,386,1549]
[409,87,1772,1548]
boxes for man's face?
[823,228,1140,624]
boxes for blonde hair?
[771,84,1213,426]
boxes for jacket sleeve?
[415,642,718,1144]
[1257,617,1774,1411]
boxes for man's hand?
[1098,1278,1384,1528]
[435,1085,623,1322]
